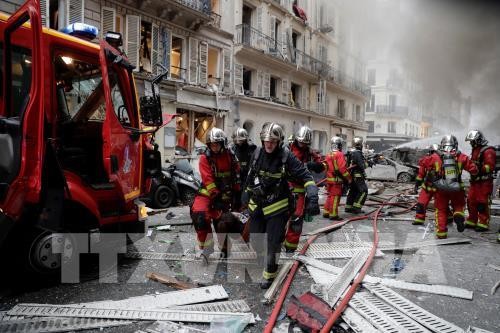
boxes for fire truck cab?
[0,0,163,273]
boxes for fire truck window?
[108,69,132,126]
[0,45,32,118]
[54,55,105,120]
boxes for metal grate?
[0,317,132,333]
[171,300,250,313]
[134,320,207,333]
[349,296,404,333]
[342,306,381,333]
[363,284,465,333]
[7,304,255,324]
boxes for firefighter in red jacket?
[413,144,441,225]
[286,126,324,252]
[190,128,241,261]
[465,130,497,231]
[323,136,351,220]
[432,135,478,239]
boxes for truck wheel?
[181,187,197,207]
[153,185,175,208]
[397,172,413,183]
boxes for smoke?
[342,0,500,143]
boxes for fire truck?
[0,0,164,273]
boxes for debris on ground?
[146,272,197,289]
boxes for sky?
[344,0,500,143]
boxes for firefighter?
[432,135,478,239]
[413,144,441,225]
[190,128,241,261]
[465,130,496,232]
[242,123,320,289]
[323,136,352,220]
[345,136,368,214]
[286,126,324,252]
[230,127,257,186]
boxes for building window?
[270,77,278,98]
[367,69,376,86]
[290,83,301,107]
[171,36,184,79]
[243,67,253,95]
[338,99,345,118]
[370,94,375,112]
[389,94,397,112]
[176,109,216,153]
[207,47,220,86]
[356,105,361,122]
[140,21,152,73]
[367,121,374,133]
[388,121,396,133]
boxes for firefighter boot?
[454,214,465,233]
[260,278,274,289]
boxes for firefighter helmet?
[428,143,440,153]
[232,127,249,143]
[260,122,284,145]
[206,127,227,147]
[465,129,488,147]
[353,136,363,149]
[440,134,458,152]
[330,136,343,151]
[295,126,312,145]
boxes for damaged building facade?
[1,0,369,164]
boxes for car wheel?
[397,172,413,183]
[153,185,175,208]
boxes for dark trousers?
[249,209,289,280]
[346,177,368,210]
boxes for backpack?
[495,145,500,174]
[286,292,332,333]
[433,152,461,192]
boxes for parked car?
[365,156,416,182]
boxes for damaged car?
[365,156,416,182]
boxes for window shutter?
[161,28,170,76]
[256,6,264,50]
[301,85,307,109]
[150,24,160,74]
[222,48,232,93]
[263,73,270,98]
[281,78,289,104]
[270,15,276,48]
[281,28,288,60]
[234,63,243,95]
[188,37,199,84]
[67,0,84,25]
[199,41,208,86]
[318,79,326,114]
[40,0,49,27]
[256,70,263,97]
[125,15,140,72]
[101,7,116,39]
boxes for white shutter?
[188,37,199,84]
[263,73,270,98]
[222,49,232,92]
[67,0,84,25]
[234,63,243,95]
[151,24,160,74]
[40,0,49,27]
[161,28,170,75]
[101,7,116,38]
[199,41,208,86]
[281,78,289,104]
[301,85,308,109]
[256,70,263,97]
[125,15,140,72]
[281,28,288,60]
[256,6,263,50]
[318,79,326,114]
[270,15,276,51]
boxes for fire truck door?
[0,0,45,216]
[99,41,142,203]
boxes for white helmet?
[206,127,227,147]
[330,136,343,151]
[295,126,312,145]
[260,122,284,145]
[232,127,249,143]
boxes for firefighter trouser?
[249,209,289,281]
[434,190,466,238]
[346,177,368,211]
[415,188,453,225]
[324,183,343,218]
[191,195,227,252]
[284,192,305,251]
[467,180,493,230]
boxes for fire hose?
[263,193,406,333]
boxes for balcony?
[154,0,211,30]
[375,105,409,116]
[208,11,221,29]
[235,24,287,60]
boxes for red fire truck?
[0,0,164,273]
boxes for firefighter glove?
[290,216,303,233]
[305,185,320,216]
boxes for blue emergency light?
[61,23,98,41]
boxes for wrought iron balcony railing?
[176,0,211,15]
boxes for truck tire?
[153,185,175,208]
[397,172,413,183]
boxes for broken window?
[140,21,152,72]
[243,67,253,95]
[338,99,345,118]
[270,77,278,98]
[207,47,220,86]
[171,36,184,79]
[291,82,301,107]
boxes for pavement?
[0,185,499,332]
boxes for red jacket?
[289,142,322,190]
[471,146,496,181]
[198,149,240,201]
[427,151,478,189]
[324,151,351,185]
[416,153,439,191]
